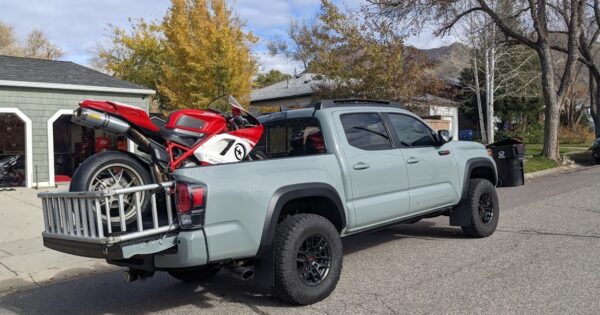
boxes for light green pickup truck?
[39,100,498,305]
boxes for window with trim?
[387,114,436,147]
[340,113,392,150]
[253,117,326,159]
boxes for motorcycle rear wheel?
[70,151,152,228]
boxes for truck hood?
[444,140,487,151]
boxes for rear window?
[340,113,392,150]
[254,118,326,159]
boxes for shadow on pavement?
[343,220,466,255]
[570,151,596,166]
[0,220,466,314]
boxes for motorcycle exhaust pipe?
[225,264,254,281]
[71,108,131,134]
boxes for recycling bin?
[487,138,525,187]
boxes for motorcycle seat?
[80,100,160,133]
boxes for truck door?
[384,113,460,213]
[336,112,411,228]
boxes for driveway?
[1,166,599,314]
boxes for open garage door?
[51,114,128,184]
[0,113,26,187]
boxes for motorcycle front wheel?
[70,151,152,228]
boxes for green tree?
[94,0,257,110]
[273,0,437,102]
[254,69,292,88]
[92,19,166,105]
[267,19,326,72]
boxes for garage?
[0,55,154,187]
[0,112,27,187]
[51,114,128,183]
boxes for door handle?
[353,162,370,170]
[406,157,420,164]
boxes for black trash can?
[487,138,525,187]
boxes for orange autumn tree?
[159,0,257,109]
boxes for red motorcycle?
[69,96,263,226]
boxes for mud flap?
[253,247,274,291]
[449,203,472,227]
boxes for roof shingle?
[251,73,321,102]
[0,55,149,91]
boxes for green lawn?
[524,156,559,173]
[523,143,590,173]
[525,143,590,156]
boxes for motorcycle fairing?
[193,133,255,165]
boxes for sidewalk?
[0,187,115,295]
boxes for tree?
[369,0,585,162]
[92,19,166,105]
[23,29,64,60]
[267,19,326,72]
[0,21,20,56]
[254,69,292,88]
[0,21,64,60]
[562,0,600,136]
[275,0,437,103]
[159,0,257,109]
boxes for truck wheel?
[461,179,499,238]
[168,265,222,282]
[273,214,343,305]
[593,151,600,164]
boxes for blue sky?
[0,0,452,74]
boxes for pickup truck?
[39,100,499,305]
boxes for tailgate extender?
[38,182,179,250]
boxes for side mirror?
[438,130,453,144]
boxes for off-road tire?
[168,265,222,282]
[70,150,152,226]
[593,150,600,164]
[461,179,499,238]
[273,214,343,305]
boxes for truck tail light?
[175,182,207,229]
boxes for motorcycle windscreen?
[228,96,261,126]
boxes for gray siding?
[0,86,150,185]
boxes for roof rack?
[314,99,405,110]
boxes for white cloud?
[406,26,457,49]
[0,0,171,64]
[255,52,302,74]
[0,0,452,68]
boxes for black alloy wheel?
[296,235,331,286]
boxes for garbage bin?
[459,130,474,141]
[487,138,525,187]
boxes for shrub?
[495,123,594,145]
[558,126,595,145]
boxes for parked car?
[593,136,600,164]
[39,100,499,305]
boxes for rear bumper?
[43,232,179,260]
[44,229,211,271]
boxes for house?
[0,55,154,188]
[250,73,460,139]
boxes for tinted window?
[340,113,392,150]
[388,114,436,147]
[253,118,326,158]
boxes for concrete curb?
[525,164,596,180]
[0,261,116,296]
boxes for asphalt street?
[1,166,600,314]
